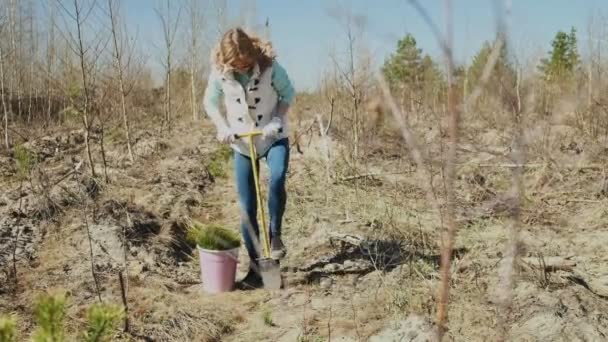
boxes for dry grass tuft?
[129,287,238,341]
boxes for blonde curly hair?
[212,27,276,74]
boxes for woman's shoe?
[271,236,287,260]
[236,269,263,290]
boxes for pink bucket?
[198,247,239,294]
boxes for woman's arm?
[271,60,295,119]
[203,70,229,131]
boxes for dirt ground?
[1,116,608,341]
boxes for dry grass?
[127,286,239,341]
[283,66,608,338]
[4,94,608,341]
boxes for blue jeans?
[234,138,289,266]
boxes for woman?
[203,27,295,288]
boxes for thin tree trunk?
[516,67,522,114]
[588,59,593,108]
[46,81,52,123]
[13,0,22,122]
[190,67,196,121]
[463,71,469,107]
[108,0,134,162]
[347,26,358,160]
[189,0,199,121]
[34,74,39,123]
[118,271,129,332]
[1,46,8,150]
[82,181,102,303]
[74,0,96,178]
[27,0,35,123]
[100,124,109,183]
[20,1,25,119]
[436,0,460,339]
[119,79,134,161]
[587,22,593,108]
[46,2,56,124]
[8,0,17,123]
[597,32,601,103]
[165,63,171,130]
[156,0,180,132]
[28,60,34,123]
[11,224,21,293]
[190,59,197,121]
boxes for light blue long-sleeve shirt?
[203,59,295,129]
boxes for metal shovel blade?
[258,258,281,290]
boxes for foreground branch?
[435,0,459,337]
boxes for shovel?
[235,131,281,290]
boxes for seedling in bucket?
[187,222,241,293]
[235,131,282,290]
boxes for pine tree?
[82,304,124,342]
[467,37,516,106]
[471,37,514,81]
[0,316,17,342]
[381,33,445,110]
[32,294,65,342]
[420,55,443,86]
[28,293,123,341]
[566,27,580,72]
[381,34,423,86]
[539,27,580,82]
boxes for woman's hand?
[217,126,236,144]
[262,117,282,139]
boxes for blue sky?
[123,0,608,91]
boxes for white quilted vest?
[220,63,289,158]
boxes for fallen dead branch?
[50,160,83,187]
[475,163,603,170]
[336,219,355,225]
[566,272,608,299]
[519,256,576,273]
[336,170,415,183]
[329,232,364,247]
[565,199,603,204]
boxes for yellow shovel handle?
[234,131,263,139]
[236,131,271,258]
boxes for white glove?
[216,126,236,144]
[262,117,282,139]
